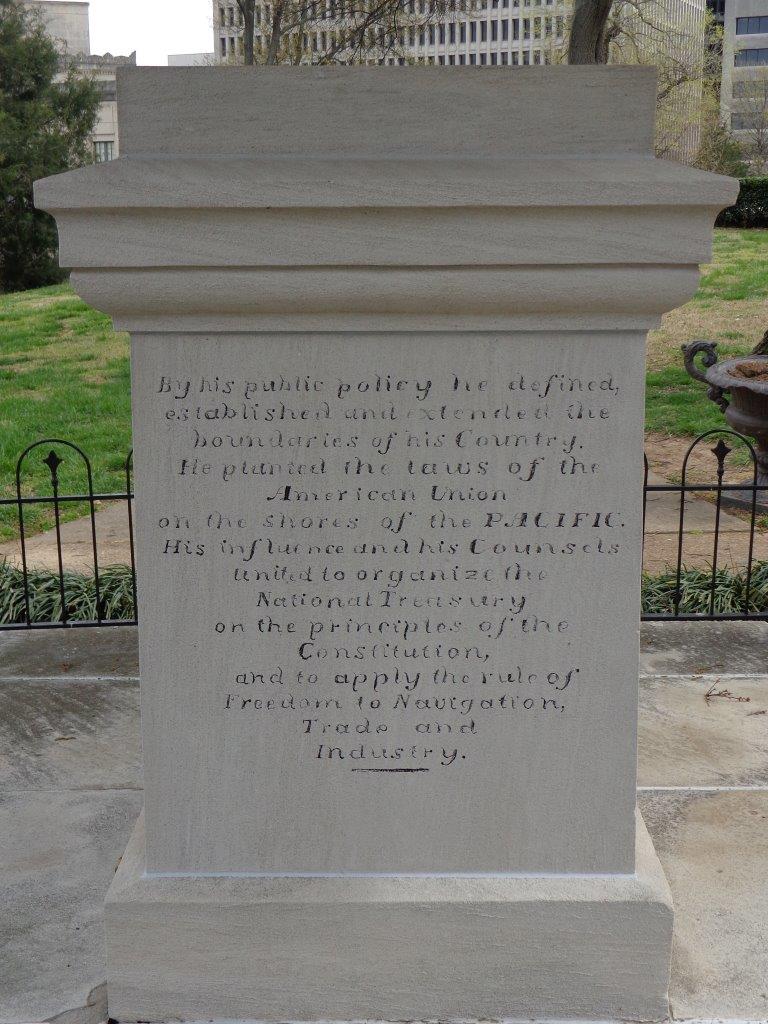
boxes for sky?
[85,0,215,65]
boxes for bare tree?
[731,78,768,173]
[219,0,468,66]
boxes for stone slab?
[0,626,139,681]
[104,809,672,1024]
[0,789,142,1024]
[639,621,768,677]
[638,675,768,788]
[0,679,141,793]
[639,789,768,1022]
[131,331,646,877]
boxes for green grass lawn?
[0,227,766,540]
[0,284,130,540]
[645,228,768,437]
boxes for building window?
[522,49,530,63]
[733,79,766,96]
[439,23,445,43]
[491,19,498,39]
[94,140,114,162]
[731,113,756,129]
[501,51,508,63]
[480,51,487,63]
[513,18,519,38]
[470,20,477,40]
[501,19,509,39]
[734,46,768,64]
[448,53,455,63]
[511,51,518,63]
[220,36,227,56]
[470,52,476,63]
[481,19,487,40]
[490,51,497,63]
[459,53,466,63]
[449,22,455,42]
[736,16,768,34]
[460,22,466,41]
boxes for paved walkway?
[1,475,767,575]
[0,622,766,1023]
[643,470,768,574]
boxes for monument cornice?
[69,264,701,334]
[35,87,737,334]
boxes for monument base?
[105,809,673,1023]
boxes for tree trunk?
[237,0,256,64]
[568,0,614,63]
[266,1,285,64]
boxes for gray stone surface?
[640,620,768,678]
[0,790,141,1024]
[638,675,768,789]
[0,632,765,1023]
[105,810,673,1024]
[0,643,142,1024]
[640,789,768,1022]
[0,626,138,681]
[0,679,140,792]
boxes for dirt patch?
[727,360,768,381]
[646,300,768,372]
[644,431,763,500]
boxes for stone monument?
[35,67,737,1022]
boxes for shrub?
[0,560,135,624]
[641,560,768,614]
[716,177,768,228]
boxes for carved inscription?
[148,364,624,774]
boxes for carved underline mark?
[351,767,430,773]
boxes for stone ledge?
[105,809,672,1023]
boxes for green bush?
[641,561,768,615]
[716,177,768,228]
[0,560,135,624]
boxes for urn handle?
[681,341,729,412]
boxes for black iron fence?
[1,432,767,630]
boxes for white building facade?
[722,0,768,166]
[214,0,564,66]
[24,0,135,161]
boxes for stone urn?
[683,340,768,511]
